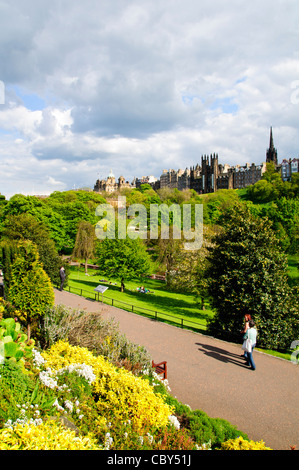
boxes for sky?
[0,0,298,199]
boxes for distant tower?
[201,153,219,193]
[266,127,278,166]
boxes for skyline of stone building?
[94,128,298,195]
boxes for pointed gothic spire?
[269,126,274,149]
[266,127,278,166]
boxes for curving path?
[54,289,299,450]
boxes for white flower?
[168,415,180,430]
[196,440,212,450]
[4,419,13,429]
[39,369,58,389]
[59,363,96,384]
[32,349,46,368]
[151,372,171,391]
[64,400,73,413]
[53,399,64,412]
[104,432,113,450]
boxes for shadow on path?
[196,342,249,369]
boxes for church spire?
[269,126,274,149]
[266,127,278,166]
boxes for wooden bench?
[152,360,167,380]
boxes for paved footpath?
[54,289,299,450]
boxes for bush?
[39,304,73,349]
[39,305,152,374]
[0,361,35,427]
[5,241,54,340]
[0,420,100,450]
[41,340,172,433]
[219,436,272,450]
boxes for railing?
[61,283,207,334]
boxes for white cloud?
[0,0,298,198]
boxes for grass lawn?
[287,254,299,287]
[67,265,214,333]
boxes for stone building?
[160,168,190,190]
[281,158,299,181]
[233,162,267,189]
[158,152,267,194]
[94,170,133,193]
[93,129,292,196]
[134,175,159,189]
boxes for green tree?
[2,213,65,286]
[260,197,299,254]
[5,241,54,340]
[247,179,279,203]
[156,228,183,287]
[96,237,152,292]
[205,203,299,351]
[72,221,96,274]
[168,224,220,308]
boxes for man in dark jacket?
[59,266,66,291]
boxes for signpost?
[94,285,109,303]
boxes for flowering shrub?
[40,341,173,432]
[0,361,36,427]
[219,436,272,450]
[40,306,152,374]
[154,426,196,450]
[0,420,100,450]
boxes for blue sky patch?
[11,86,46,111]
[210,97,239,114]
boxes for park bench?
[152,360,167,380]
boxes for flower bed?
[0,316,272,450]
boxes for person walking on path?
[59,266,66,292]
[241,314,251,361]
[246,320,257,370]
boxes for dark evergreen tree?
[205,203,299,350]
[5,241,54,340]
[1,213,66,287]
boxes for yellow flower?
[41,341,173,431]
[0,421,100,450]
[220,436,272,450]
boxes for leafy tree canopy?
[4,241,54,340]
[96,237,152,291]
[72,220,96,273]
[1,213,66,286]
[205,203,299,350]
